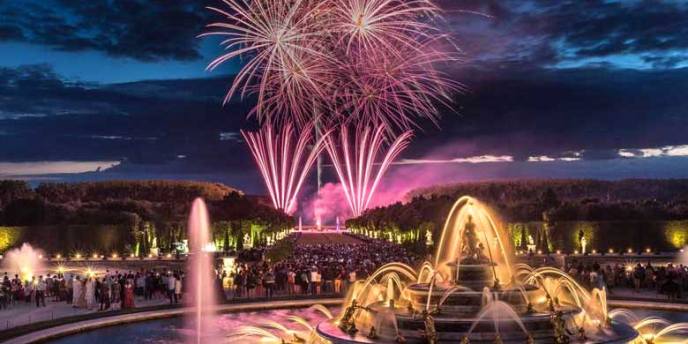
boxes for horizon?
[2,0,688,220]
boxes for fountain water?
[186,198,217,344]
[234,195,687,343]
[2,243,44,281]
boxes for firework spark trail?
[242,122,329,213]
[324,123,412,216]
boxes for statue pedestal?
[449,262,496,290]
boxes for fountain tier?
[314,196,641,343]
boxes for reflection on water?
[48,308,334,344]
[47,307,684,344]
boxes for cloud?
[442,0,688,69]
[397,155,513,165]
[0,161,119,177]
[1,62,688,194]
[0,0,210,61]
[618,145,688,159]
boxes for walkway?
[0,295,170,332]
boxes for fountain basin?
[316,316,640,343]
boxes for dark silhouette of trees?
[347,179,688,254]
[0,180,292,254]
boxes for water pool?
[46,308,687,344]
[48,308,331,344]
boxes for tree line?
[347,179,688,253]
[0,180,293,254]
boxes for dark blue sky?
[1,0,688,194]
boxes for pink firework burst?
[338,40,461,134]
[324,123,412,216]
[241,122,329,213]
[203,0,459,133]
[201,0,330,125]
[331,0,440,57]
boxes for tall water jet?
[186,198,217,344]
[2,243,44,281]
[433,196,513,285]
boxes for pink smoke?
[370,140,510,207]
[301,182,351,225]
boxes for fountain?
[315,196,613,343]
[186,198,218,344]
[237,196,667,343]
[23,195,687,344]
[2,243,44,282]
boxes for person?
[136,273,145,296]
[123,279,135,309]
[35,275,46,307]
[111,278,121,308]
[24,277,33,304]
[263,269,275,299]
[348,269,357,291]
[233,270,244,298]
[313,269,322,295]
[72,276,82,308]
[334,269,343,294]
[85,277,96,310]
[58,276,67,302]
[167,273,177,304]
[246,270,257,298]
[309,268,318,295]
[11,277,20,305]
[300,269,309,295]
[0,285,6,310]
[174,274,182,303]
[99,277,111,311]
[144,273,153,300]
[633,264,645,292]
[287,268,296,295]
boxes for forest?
[347,179,688,253]
[0,180,293,254]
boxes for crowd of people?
[566,260,688,299]
[0,269,185,311]
[221,233,416,299]
[2,232,687,319]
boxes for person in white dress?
[72,276,82,308]
[85,277,96,310]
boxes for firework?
[242,122,329,213]
[331,0,439,56]
[324,123,412,216]
[339,40,460,133]
[205,0,459,215]
[203,0,457,133]
[201,0,329,125]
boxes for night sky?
[1,0,688,196]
